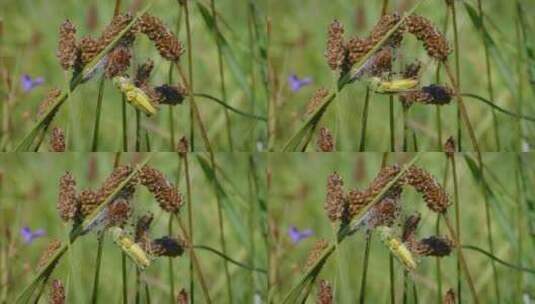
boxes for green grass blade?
[196,155,248,245]
[516,2,535,94]
[193,93,267,121]
[463,155,517,242]
[192,245,267,274]
[461,93,535,122]
[464,2,517,96]
[462,245,535,274]
[197,2,252,100]
[13,3,154,151]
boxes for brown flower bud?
[317,127,335,152]
[150,236,184,257]
[57,20,78,70]
[139,166,183,213]
[50,127,66,152]
[317,280,333,304]
[404,15,451,61]
[306,87,329,116]
[38,239,62,269]
[325,20,346,71]
[58,172,78,222]
[304,239,329,270]
[49,279,65,304]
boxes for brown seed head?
[400,85,453,107]
[38,239,62,269]
[402,213,421,242]
[306,87,329,116]
[177,288,189,304]
[412,235,453,257]
[134,59,154,87]
[137,13,184,61]
[150,236,184,257]
[325,20,346,71]
[106,198,131,227]
[139,166,183,213]
[105,45,131,78]
[346,36,372,67]
[369,13,403,48]
[404,166,450,213]
[367,47,393,76]
[57,20,78,70]
[78,36,101,66]
[317,127,335,152]
[99,13,135,50]
[403,60,421,79]
[317,280,333,304]
[37,88,62,118]
[444,136,456,158]
[58,172,78,222]
[304,239,329,270]
[50,127,66,152]
[404,14,450,61]
[135,213,154,249]
[78,189,100,217]
[49,279,65,304]
[177,136,189,155]
[443,289,456,304]
[325,172,346,222]
[97,165,137,204]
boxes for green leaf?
[196,155,248,246]
[196,3,252,101]
[14,3,154,152]
[516,2,535,94]
[464,2,517,97]
[463,155,517,243]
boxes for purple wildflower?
[288,74,312,92]
[20,226,46,244]
[288,225,313,244]
[21,74,44,92]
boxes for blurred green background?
[269,0,535,151]
[0,0,268,151]
[0,152,267,303]
[269,152,535,303]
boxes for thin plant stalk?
[90,234,104,304]
[435,216,443,304]
[175,215,213,304]
[476,0,500,150]
[176,64,213,153]
[135,109,141,152]
[168,217,175,303]
[389,253,395,304]
[479,156,501,302]
[121,252,127,304]
[450,153,462,303]
[182,151,195,304]
[135,269,140,304]
[514,14,524,151]
[121,95,128,151]
[402,105,409,152]
[412,282,418,304]
[442,215,480,304]
[443,63,480,155]
[167,8,183,150]
[210,0,233,151]
[402,271,408,304]
[389,96,395,151]
[183,0,195,151]
[91,76,105,152]
[144,283,151,304]
[359,87,371,151]
[358,233,372,304]
[449,0,462,151]
[209,154,233,302]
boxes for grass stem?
[359,87,371,151]
[91,76,105,152]
[90,234,104,304]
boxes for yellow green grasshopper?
[378,226,417,271]
[110,226,151,269]
[113,76,157,116]
[368,77,419,94]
